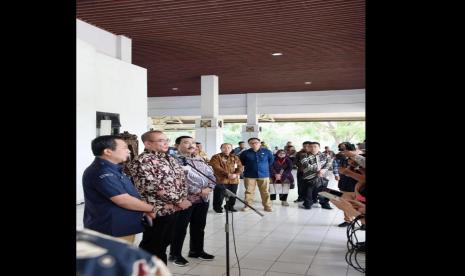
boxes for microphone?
[223,187,240,199]
[167,151,188,165]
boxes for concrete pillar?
[241,93,261,142]
[117,35,132,63]
[195,75,223,157]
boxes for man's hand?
[335,175,340,181]
[177,199,192,210]
[201,188,212,197]
[347,199,366,214]
[317,169,326,177]
[354,182,362,199]
[275,174,281,181]
[339,167,350,175]
[145,211,156,219]
[330,197,361,218]
[164,203,175,210]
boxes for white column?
[117,35,132,63]
[241,93,261,142]
[195,75,223,157]
[147,117,153,131]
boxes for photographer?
[334,142,360,227]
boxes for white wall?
[76,19,132,63]
[147,89,365,117]
[76,37,147,204]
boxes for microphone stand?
[178,156,264,276]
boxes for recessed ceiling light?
[271,52,283,56]
[305,81,312,85]
[172,88,178,91]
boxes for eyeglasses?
[150,139,171,144]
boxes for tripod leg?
[225,199,230,276]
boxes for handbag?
[313,154,329,188]
[312,176,329,188]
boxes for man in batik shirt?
[126,130,191,265]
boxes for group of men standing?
[81,131,334,269]
[83,131,215,268]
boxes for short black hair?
[309,141,320,147]
[175,135,193,145]
[221,143,233,148]
[91,135,121,156]
[141,130,163,142]
[238,141,245,145]
[302,141,312,146]
[339,142,356,151]
[248,137,260,143]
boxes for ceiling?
[76,0,365,97]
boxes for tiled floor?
[77,172,365,275]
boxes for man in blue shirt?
[83,135,156,243]
[239,137,274,212]
[77,229,170,276]
[232,141,246,156]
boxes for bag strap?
[315,154,321,171]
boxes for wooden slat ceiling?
[77,0,365,97]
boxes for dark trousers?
[313,182,329,205]
[213,184,238,210]
[302,178,330,208]
[170,201,210,257]
[297,171,304,200]
[270,194,288,201]
[139,212,178,264]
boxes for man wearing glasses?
[126,130,191,265]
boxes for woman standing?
[270,150,294,206]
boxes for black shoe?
[172,256,189,267]
[294,198,303,203]
[320,203,333,210]
[338,222,350,227]
[199,252,215,261]
[188,251,215,261]
[213,208,223,213]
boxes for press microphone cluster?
[168,152,240,200]
[220,185,239,199]
[168,152,188,165]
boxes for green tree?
[224,121,365,151]
[223,123,243,145]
